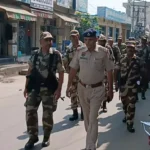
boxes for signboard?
[16,0,30,4]
[30,0,53,11]
[74,0,88,13]
[57,0,72,8]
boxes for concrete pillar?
[113,27,116,42]
[106,26,109,39]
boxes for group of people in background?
[23,28,150,150]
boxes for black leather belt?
[79,80,103,88]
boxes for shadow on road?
[97,101,150,150]
[18,143,43,150]
[17,115,80,141]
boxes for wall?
[98,18,122,40]
[97,7,131,24]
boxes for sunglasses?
[45,38,53,42]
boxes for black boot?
[122,117,126,123]
[25,136,39,150]
[102,102,107,113]
[141,91,146,100]
[81,107,84,121]
[41,136,50,147]
[127,124,135,133]
[69,109,78,121]
[136,94,139,102]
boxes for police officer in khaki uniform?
[66,28,114,150]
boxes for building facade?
[97,7,131,42]
[0,0,83,62]
[0,0,36,61]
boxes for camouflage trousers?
[25,87,57,138]
[101,72,109,107]
[70,76,79,110]
[121,88,136,127]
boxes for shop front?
[30,0,53,49]
[54,12,79,52]
[0,2,36,61]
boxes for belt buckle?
[86,84,91,88]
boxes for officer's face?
[127,47,135,58]
[84,37,97,49]
[40,38,53,49]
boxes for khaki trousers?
[77,83,105,150]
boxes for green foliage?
[75,12,100,41]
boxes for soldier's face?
[118,39,122,44]
[98,40,106,46]
[142,39,147,45]
[127,47,135,58]
[108,40,113,46]
[70,35,79,45]
[40,38,53,49]
[84,37,97,49]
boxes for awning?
[0,3,36,21]
[54,13,79,26]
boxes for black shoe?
[122,117,126,123]
[127,124,135,133]
[69,109,78,121]
[25,137,39,149]
[41,136,50,147]
[141,92,146,100]
[102,102,107,113]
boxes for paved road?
[0,75,150,150]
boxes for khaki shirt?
[69,45,114,84]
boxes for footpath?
[0,63,28,81]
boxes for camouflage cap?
[98,34,106,41]
[129,37,135,41]
[117,36,122,40]
[128,40,136,45]
[108,37,113,41]
[127,43,135,48]
[70,30,79,36]
[40,31,53,40]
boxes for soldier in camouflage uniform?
[116,43,145,133]
[23,31,64,149]
[136,36,149,100]
[63,30,84,121]
[98,34,115,112]
[116,36,127,55]
[108,37,121,91]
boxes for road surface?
[0,75,150,150]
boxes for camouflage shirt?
[63,41,84,73]
[105,44,115,62]
[119,55,144,89]
[116,43,126,55]
[137,45,150,63]
[28,48,64,78]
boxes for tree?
[75,12,100,41]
